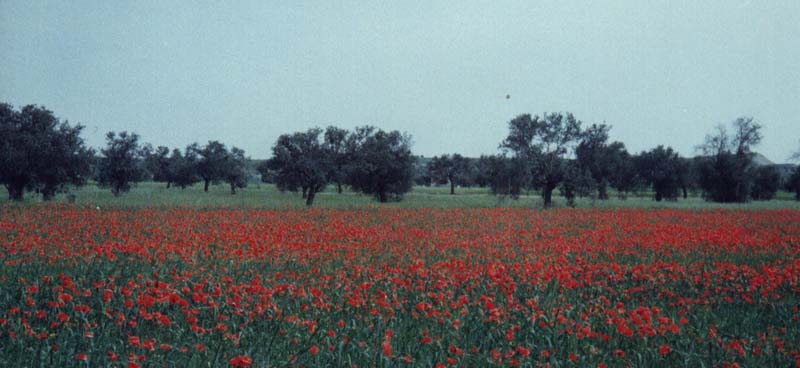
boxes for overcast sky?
[1,1,798,161]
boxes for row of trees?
[96,133,249,196]
[0,103,249,199]
[422,114,798,206]
[259,126,415,206]
[2,101,800,205]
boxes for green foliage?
[477,155,529,199]
[190,141,231,192]
[263,128,331,206]
[608,147,638,199]
[635,146,682,201]
[95,131,145,196]
[167,148,201,189]
[750,166,780,200]
[323,126,349,193]
[559,162,596,207]
[500,112,583,207]
[426,153,472,194]
[344,126,415,203]
[785,166,800,201]
[0,103,94,200]
[142,144,171,183]
[698,117,763,202]
[575,124,627,200]
[224,147,248,194]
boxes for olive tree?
[345,126,415,202]
[697,117,763,202]
[426,153,472,195]
[0,103,93,201]
[263,128,331,206]
[96,131,145,196]
[500,112,582,207]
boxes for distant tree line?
[418,113,795,207]
[96,134,250,197]
[2,101,799,206]
[1,103,250,200]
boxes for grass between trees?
[2,182,799,210]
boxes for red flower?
[569,353,578,363]
[659,344,671,356]
[382,340,392,357]
[229,355,253,367]
[128,336,140,348]
[309,345,319,356]
[75,353,87,361]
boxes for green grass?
[1,182,799,209]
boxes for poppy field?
[1,206,799,367]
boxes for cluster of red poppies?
[1,206,799,366]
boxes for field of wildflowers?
[1,206,799,367]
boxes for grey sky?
[1,1,798,161]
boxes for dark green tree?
[635,146,682,201]
[750,166,780,200]
[500,112,582,207]
[559,161,596,207]
[412,156,433,186]
[697,117,762,202]
[264,128,331,206]
[167,148,200,189]
[788,144,800,200]
[345,126,415,202]
[324,126,349,193]
[786,166,800,201]
[478,155,529,199]
[223,147,248,194]
[607,144,637,199]
[426,153,472,194]
[142,144,172,186]
[0,103,93,201]
[190,141,230,192]
[575,124,625,200]
[96,131,145,196]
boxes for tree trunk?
[306,187,316,207]
[655,191,663,202]
[166,181,171,189]
[682,186,688,199]
[230,181,236,194]
[42,191,55,201]
[6,184,24,201]
[378,191,388,203]
[542,184,555,208]
[204,179,210,192]
[597,182,608,200]
[337,183,342,194]
[302,186,308,199]
[450,180,455,195]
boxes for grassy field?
[1,182,798,209]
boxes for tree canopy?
[96,131,145,196]
[500,112,583,207]
[697,117,763,202]
[345,126,415,202]
[0,104,93,200]
[426,154,472,195]
[635,145,682,201]
[190,141,231,192]
[263,128,331,206]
